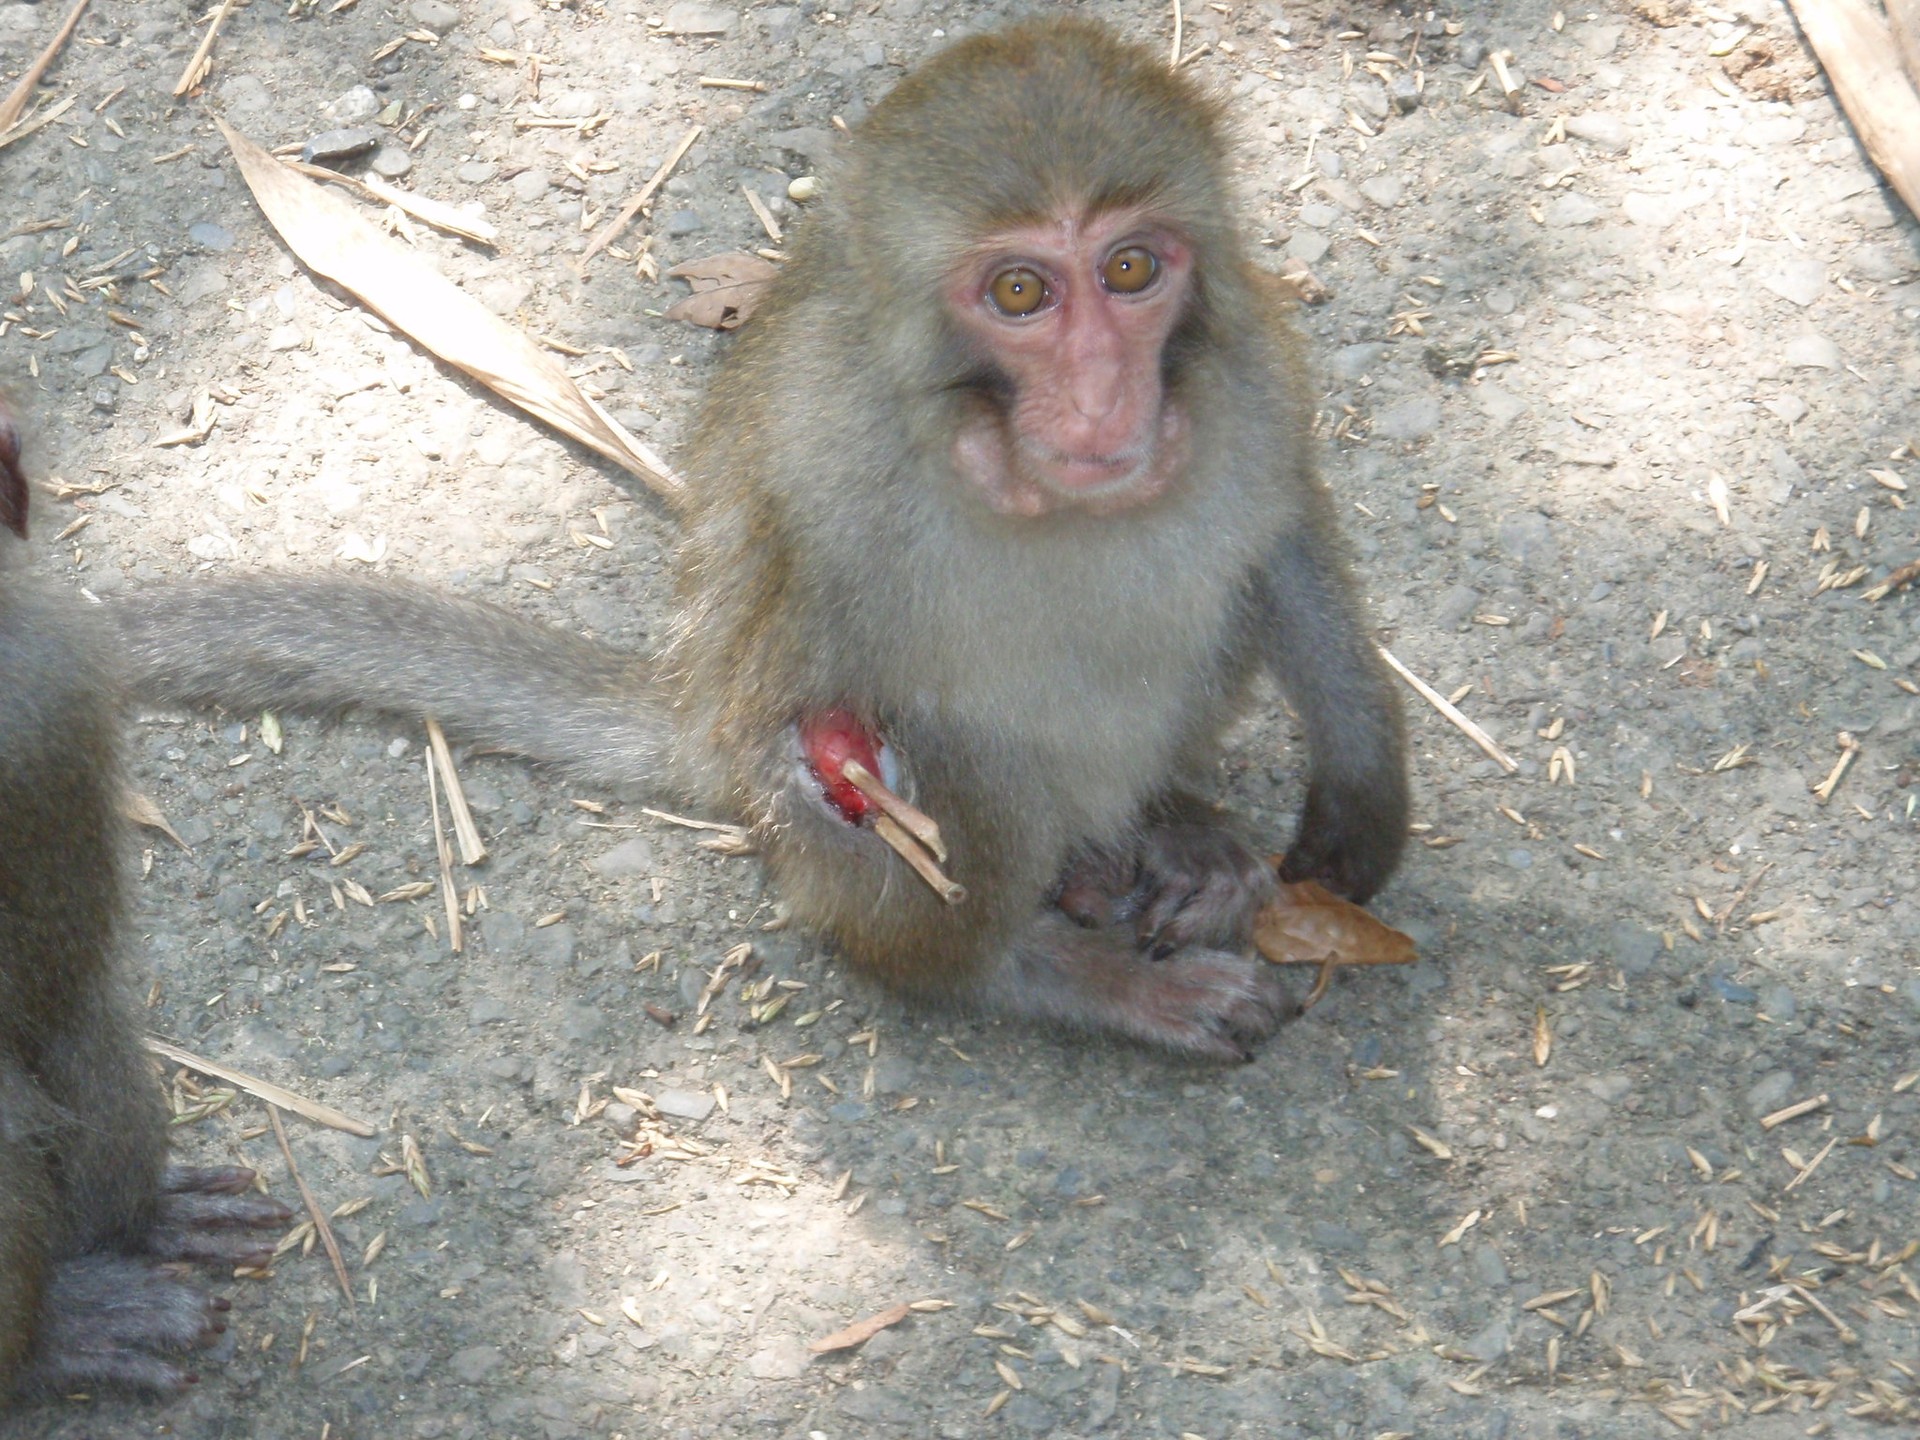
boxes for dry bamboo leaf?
[664,251,779,330]
[806,1303,912,1353]
[217,118,680,501]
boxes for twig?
[268,1106,355,1311]
[577,123,702,271]
[1378,646,1519,773]
[1170,0,1184,69]
[145,1037,375,1136]
[874,816,966,904]
[425,716,487,864]
[0,0,89,132]
[174,0,242,97]
[1783,1134,1840,1194]
[1788,1281,1860,1343]
[841,758,946,862]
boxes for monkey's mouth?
[1027,442,1154,493]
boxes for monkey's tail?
[112,576,674,795]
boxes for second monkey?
[119,21,1409,1060]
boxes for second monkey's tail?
[112,575,673,795]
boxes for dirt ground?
[3,0,1917,1435]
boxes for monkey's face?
[945,208,1194,519]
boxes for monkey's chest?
[885,558,1236,841]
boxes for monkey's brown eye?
[988,267,1048,316]
[1102,246,1158,294]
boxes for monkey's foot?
[16,1254,230,1397]
[990,925,1288,1062]
[1054,824,1276,956]
[147,1166,292,1268]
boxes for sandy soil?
[2,0,1916,1436]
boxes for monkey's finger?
[1136,878,1201,956]
[161,1164,262,1196]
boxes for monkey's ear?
[0,411,26,538]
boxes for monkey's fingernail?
[1150,938,1176,961]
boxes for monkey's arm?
[113,576,673,795]
[1254,531,1409,902]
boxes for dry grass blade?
[268,1105,356,1310]
[424,747,464,954]
[808,1301,911,1353]
[425,717,487,865]
[0,0,89,132]
[578,122,703,270]
[0,93,75,153]
[174,0,242,98]
[146,1037,376,1136]
[288,160,498,246]
[1379,646,1519,772]
[218,118,682,501]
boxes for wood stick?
[145,1037,376,1137]
[1786,0,1920,221]
[577,123,702,271]
[874,815,966,904]
[1378,646,1519,773]
[0,0,89,132]
[840,758,947,862]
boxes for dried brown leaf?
[664,251,779,330]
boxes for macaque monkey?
[0,410,289,1403]
[116,21,1408,1060]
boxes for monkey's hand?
[1280,778,1408,905]
[147,1166,294,1268]
[1055,825,1275,956]
[16,1254,235,1397]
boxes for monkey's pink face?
[947,210,1193,518]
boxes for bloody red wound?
[798,708,883,823]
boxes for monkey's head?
[0,402,27,540]
[832,21,1248,520]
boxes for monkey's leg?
[978,916,1288,1063]
[1256,532,1410,903]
